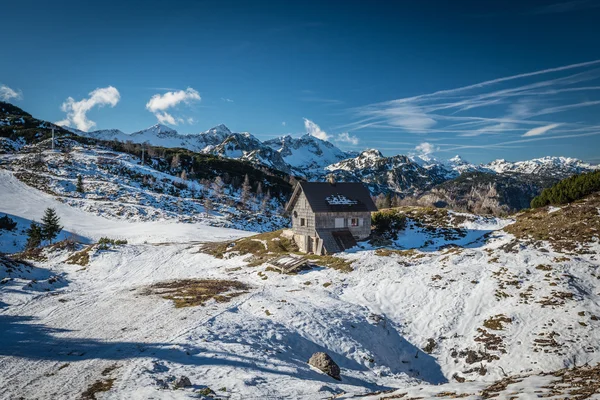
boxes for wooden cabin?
[285,181,377,254]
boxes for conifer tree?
[41,208,63,243]
[25,222,43,249]
[76,175,84,193]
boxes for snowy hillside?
[0,141,289,236]
[2,172,600,398]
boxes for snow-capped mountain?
[325,149,451,194]
[264,133,355,177]
[484,156,600,178]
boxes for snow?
[2,159,600,398]
[0,168,250,251]
[326,195,358,206]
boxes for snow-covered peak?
[132,124,178,138]
[448,155,469,165]
[264,133,353,176]
[484,156,599,177]
[203,124,232,136]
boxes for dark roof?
[285,182,378,213]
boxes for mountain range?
[2,101,599,214]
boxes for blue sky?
[1,0,600,163]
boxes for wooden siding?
[314,211,372,240]
[290,192,316,237]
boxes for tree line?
[530,170,600,208]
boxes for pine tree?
[25,222,43,249]
[180,170,187,181]
[76,175,84,193]
[240,174,251,206]
[41,208,63,243]
[212,176,224,198]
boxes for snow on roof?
[326,194,358,206]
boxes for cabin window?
[350,218,359,227]
[300,218,305,226]
[335,218,344,228]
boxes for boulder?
[308,352,341,380]
[173,375,192,388]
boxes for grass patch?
[504,192,600,253]
[66,245,94,266]
[483,314,513,330]
[81,378,115,400]
[200,230,354,272]
[144,279,250,308]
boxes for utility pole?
[51,127,55,151]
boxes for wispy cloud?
[523,123,560,137]
[221,97,234,103]
[56,86,120,131]
[346,59,600,143]
[335,132,359,145]
[0,84,22,101]
[303,118,329,140]
[300,97,343,105]
[146,87,200,125]
[282,121,286,126]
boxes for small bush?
[371,209,407,238]
[0,214,17,231]
[97,237,128,249]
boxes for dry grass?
[80,378,115,400]
[504,192,600,253]
[66,245,94,266]
[143,279,250,308]
[483,314,512,330]
[200,230,354,272]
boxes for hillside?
[2,169,600,398]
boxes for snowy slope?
[0,144,289,238]
[1,179,600,399]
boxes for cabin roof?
[285,181,378,213]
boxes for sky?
[1,0,600,164]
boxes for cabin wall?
[290,192,316,237]
[314,211,372,240]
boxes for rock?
[308,352,341,380]
[173,375,192,388]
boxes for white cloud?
[335,132,359,145]
[522,123,560,137]
[415,142,439,155]
[221,97,234,103]
[303,118,330,140]
[282,121,286,126]
[56,86,120,131]
[0,84,22,101]
[146,87,200,125]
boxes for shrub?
[371,209,407,238]
[531,171,600,208]
[0,214,17,231]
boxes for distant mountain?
[264,134,354,177]
[483,156,599,178]
[2,100,600,215]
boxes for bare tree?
[240,174,251,206]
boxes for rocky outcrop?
[308,352,341,380]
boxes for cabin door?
[308,236,315,253]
